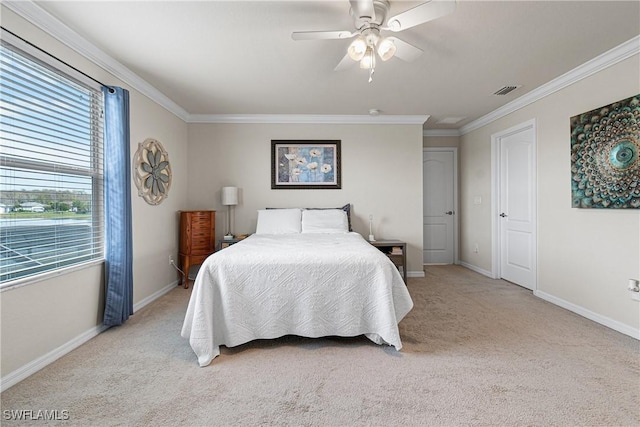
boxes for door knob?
[445,211,454,215]
[500,213,508,217]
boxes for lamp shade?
[359,47,376,69]
[377,37,396,61]
[347,37,367,61]
[221,186,238,206]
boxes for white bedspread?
[181,232,414,366]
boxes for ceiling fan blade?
[350,0,376,21]
[291,30,355,41]
[385,0,456,32]
[334,53,356,71]
[387,37,423,62]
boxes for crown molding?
[7,1,636,132]
[423,129,462,137]
[3,1,427,127]
[188,114,430,125]
[459,35,640,135]
[3,0,190,122]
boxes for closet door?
[423,149,456,264]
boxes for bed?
[181,207,414,367]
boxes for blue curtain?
[102,86,133,326]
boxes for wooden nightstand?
[219,235,250,250]
[369,239,407,284]
[219,238,240,250]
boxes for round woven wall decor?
[132,138,172,205]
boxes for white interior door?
[494,121,536,290]
[423,149,456,264]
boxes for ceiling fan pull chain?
[368,67,375,83]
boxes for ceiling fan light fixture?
[347,37,367,61]
[292,0,456,80]
[359,46,376,69]
[377,37,396,61]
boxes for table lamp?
[221,186,238,240]
[368,214,375,242]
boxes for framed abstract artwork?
[271,140,341,189]
[570,95,639,208]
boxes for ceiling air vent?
[493,85,521,96]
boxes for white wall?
[459,135,493,271]
[459,54,640,333]
[0,7,189,378]
[187,123,425,273]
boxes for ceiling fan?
[292,0,456,82]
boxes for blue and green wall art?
[570,94,639,208]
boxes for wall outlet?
[168,255,174,265]
[629,279,640,301]
[473,243,479,253]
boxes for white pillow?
[301,209,349,233]
[255,208,302,234]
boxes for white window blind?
[0,40,104,286]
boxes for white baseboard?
[0,323,108,392]
[408,270,425,278]
[458,261,494,279]
[534,290,640,340]
[133,279,179,312]
[457,262,639,340]
[1,280,180,393]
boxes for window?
[0,40,104,286]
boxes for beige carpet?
[1,265,638,426]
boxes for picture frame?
[271,140,341,189]
[570,94,639,208]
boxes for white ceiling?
[28,1,640,129]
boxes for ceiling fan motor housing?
[350,0,390,30]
